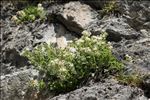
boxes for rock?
[0,1,15,19]
[1,1,150,100]
[141,75,150,98]
[119,0,150,31]
[1,3,76,99]
[1,19,76,72]
[48,79,147,100]
[56,36,68,49]
[88,17,139,41]
[0,69,39,100]
[54,24,76,48]
[112,37,150,73]
[104,18,139,41]
[33,23,57,45]
[140,29,150,37]
[81,0,110,9]
[33,22,76,47]
[56,1,99,34]
[105,18,139,41]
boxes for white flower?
[125,54,131,59]
[93,46,98,51]
[31,79,38,87]
[86,47,92,52]
[98,36,103,40]
[107,42,113,49]
[108,45,113,49]
[41,46,45,52]
[81,47,91,52]
[51,59,59,64]
[85,37,90,41]
[125,54,133,62]
[82,30,91,36]
[59,67,67,72]
[17,10,26,16]
[100,32,108,39]
[37,7,44,11]
[76,39,84,45]
[107,42,111,45]
[98,41,105,45]
[29,15,35,20]
[69,63,74,67]
[38,3,42,8]
[37,4,44,11]
[11,15,18,21]
[91,73,95,77]
[92,36,98,39]
[92,35,103,40]
[69,47,76,53]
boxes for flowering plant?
[23,31,123,92]
[11,3,46,23]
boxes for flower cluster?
[11,3,46,23]
[23,31,123,92]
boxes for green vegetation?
[101,0,119,16]
[11,4,46,23]
[23,31,123,93]
[116,73,145,87]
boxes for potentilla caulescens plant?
[22,31,123,92]
[11,3,46,24]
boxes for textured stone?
[56,1,98,34]
[0,69,39,100]
[48,79,147,100]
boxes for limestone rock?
[56,1,99,34]
[48,79,148,100]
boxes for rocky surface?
[112,38,150,74]
[87,17,140,40]
[0,0,150,100]
[0,1,76,99]
[56,1,99,34]
[49,79,147,100]
[1,69,39,100]
[119,0,150,32]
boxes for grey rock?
[48,79,147,100]
[105,18,139,40]
[33,23,57,45]
[83,0,111,9]
[1,3,76,100]
[142,75,150,98]
[140,29,150,37]
[1,19,75,74]
[56,1,99,34]
[1,1,150,100]
[112,38,150,73]
[0,69,39,100]
[88,17,139,41]
[119,0,150,30]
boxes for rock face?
[119,0,150,32]
[142,75,150,98]
[0,2,75,99]
[49,79,147,100]
[1,0,150,100]
[1,69,39,100]
[81,0,111,9]
[87,17,140,41]
[112,38,150,74]
[56,1,99,34]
